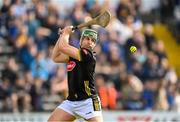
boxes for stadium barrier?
[0,111,180,122]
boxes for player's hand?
[58,28,62,35]
[59,26,73,35]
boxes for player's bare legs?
[48,108,76,122]
[87,116,103,122]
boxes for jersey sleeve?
[79,48,92,62]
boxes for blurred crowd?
[0,0,180,113]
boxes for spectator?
[17,37,37,70]
[0,79,12,112]
[26,9,40,37]
[30,77,44,111]
[154,79,169,111]
[96,75,108,109]
[153,40,167,60]
[15,25,28,48]
[141,51,161,80]
[1,58,18,85]
[144,23,156,51]
[96,75,118,110]
[11,77,31,112]
[30,51,49,81]
[142,79,158,110]
[172,86,180,113]
[122,74,143,110]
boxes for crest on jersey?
[67,61,76,71]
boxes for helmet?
[80,29,98,43]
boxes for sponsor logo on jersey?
[67,61,76,71]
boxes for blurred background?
[0,0,180,121]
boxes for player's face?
[81,36,96,50]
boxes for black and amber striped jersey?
[66,48,97,101]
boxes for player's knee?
[47,115,57,122]
[47,116,52,122]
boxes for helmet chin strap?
[80,44,93,51]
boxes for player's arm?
[58,26,81,61]
[51,36,69,63]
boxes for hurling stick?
[72,10,111,30]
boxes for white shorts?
[57,97,102,120]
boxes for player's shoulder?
[80,48,96,61]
